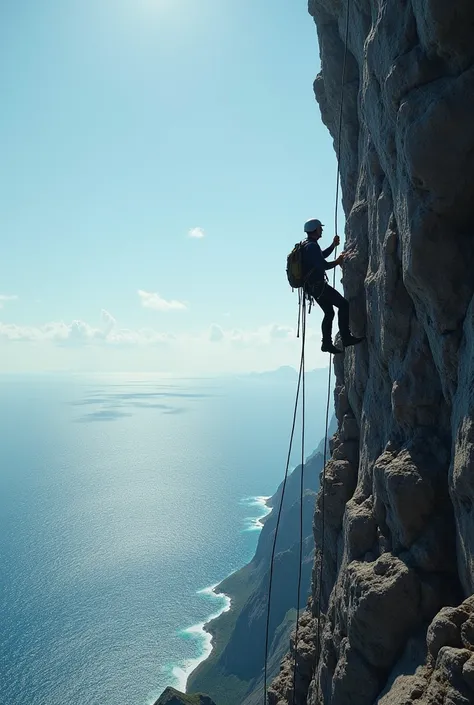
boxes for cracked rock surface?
[269,1,474,703]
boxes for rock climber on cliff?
[302,218,364,354]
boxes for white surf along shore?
[172,495,272,692]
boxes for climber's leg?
[318,285,364,348]
[315,289,342,354]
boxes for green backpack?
[286,241,306,289]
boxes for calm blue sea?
[0,370,331,705]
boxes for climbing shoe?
[321,341,343,354]
[341,335,365,348]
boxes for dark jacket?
[301,238,337,282]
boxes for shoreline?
[241,495,272,531]
[171,495,272,694]
[171,584,232,693]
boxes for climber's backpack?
[286,241,306,289]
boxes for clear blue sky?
[0,0,343,375]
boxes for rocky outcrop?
[269,1,474,704]
[153,687,216,705]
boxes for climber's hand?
[336,252,346,266]
[333,235,340,247]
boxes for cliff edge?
[270,1,474,704]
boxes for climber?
[302,218,364,354]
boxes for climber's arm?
[325,253,345,270]
[322,235,340,258]
[322,243,336,257]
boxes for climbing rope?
[292,294,306,701]
[263,293,307,704]
[264,2,352,702]
[315,0,352,700]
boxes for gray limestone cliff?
[269,1,474,704]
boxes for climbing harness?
[263,0,352,703]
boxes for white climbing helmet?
[304,218,324,233]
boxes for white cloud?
[229,324,296,347]
[101,309,116,335]
[205,323,298,348]
[0,295,18,308]
[65,319,113,346]
[0,316,328,374]
[209,324,224,342]
[0,318,311,350]
[270,324,293,340]
[138,290,187,312]
[0,318,173,347]
[188,227,205,239]
[106,327,173,347]
[0,320,99,345]
[0,323,39,341]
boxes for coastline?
[183,449,324,705]
[171,496,272,693]
[172,585,232,692]
[241,495,272,531]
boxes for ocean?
[0,370,331,705]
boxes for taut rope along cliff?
[264,1,353,702]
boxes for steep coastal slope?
[152,441,327,705]
[269,1,474,704]
[186,437,331,705]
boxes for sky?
[0,0,345,376]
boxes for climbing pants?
[308,281,350,343]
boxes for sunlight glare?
[135,0,174,14]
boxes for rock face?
[269,1,474,704]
